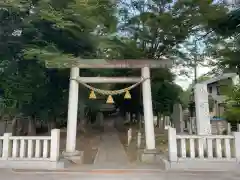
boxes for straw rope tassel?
[106,95,114,104]
[89,90,96,99]
[124,90,131,99]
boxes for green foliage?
[211,7,240,36]
[21,0,118,62]
[197,75,211,83]
[224,85,240,122]
[0,0,118,121]
[207,6,240,74]
[119,0,226,60]
[179,89,191,110]
[152,81,182,115]
[0,0,229,125]
[151,69,183,114]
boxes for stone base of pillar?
[62,150,84,164]
[140,149,162,164]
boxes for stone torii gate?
[46,59,172,159]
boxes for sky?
[174,65,211,90]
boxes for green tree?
[0,0,229,132]
[224,84,240,123]
[111,0,226,116]
[0,0,118,133]
[207,7,240,75]
[119,0,226,60]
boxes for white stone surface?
[66,67,79,154]
[233,132,240,162]
[194,83,211,135]
[168,128,240,171]
[141,67,155,150]
[76,76,141,83]
[0,129,62,169]
[127,128,132,146]
[168,128,177,162]
[137,131,142,148]
[50,129,60,161]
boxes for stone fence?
[0,129,63,169]
[166,127,240,171]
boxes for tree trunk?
[47,117,57,134]
[2,114,10,133]
[138,113,142,130]
[157,112,161,128]
[11,116,17,136]
[77,100,86,132]
[16,116,24,136]
[78,117,86,133]
[161,115,166,132]
[28,116,36,136]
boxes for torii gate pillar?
[51,59,172,160]
[141,67,156,150]
[64,67,80,156]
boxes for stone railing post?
[168,128,177,162]
[50,129,60,161]
[2,133,12,159]
[127,128,132,146]
[137,131,141,148]
[233,132,240,162]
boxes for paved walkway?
[93,118,129,167]
[5,169,240,180]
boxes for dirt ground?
[59,127,101,164]
[117,127,141,162]
[117,125,168,162]
[58,124,169,164]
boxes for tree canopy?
[0,0,231,132]
[207,5,240,75]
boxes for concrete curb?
[10,168,165,174]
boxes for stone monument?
[194,83,211,135]
[172,103,183,133]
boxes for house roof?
[200,73,237,85]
